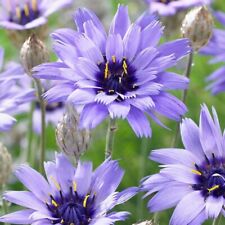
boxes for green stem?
[212,214,222,225]
[137,138,149,220]
[33,78,46,173]
[1,185,9,225]
[27,101,35,165]
[105,118,117,159]
[171,52,193,147]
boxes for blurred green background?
[0,0,225,224]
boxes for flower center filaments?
[192,153,225,198]
[9,0,40,25]
[97,56,138,100]
[46,181,95,225]
[36,102,64,112]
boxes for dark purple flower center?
[96,56,138,100]
[36,102,64,112]
[192,154,225,198]
[9,0,40,25]
[47,186,95,225]
[157,0,178,4]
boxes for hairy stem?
[172,52,193,147]
[27,101,35,165]
[137,138,149,220]
[212,214,222,225]
[105,118,117,159]
[33,78,46,173]
[1,184,9,225]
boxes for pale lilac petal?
[205,196,223,218]
[127,106,152,137]
[0,209,34,224]
[79,103,108,129]
[109,5,130,38]
[169,191,205,225]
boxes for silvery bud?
[20,33,49,75]
[133,221,153,225]
[56,105,90,161]
[181,6,213,51]
[0,143,12,185]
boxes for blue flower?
[201,11,225,95]
[0,153,138,225]
[34,5,190,137]
[0,0,73,30]
[145,0,211,16]
[0,47,34,131]
[142,104,225,224]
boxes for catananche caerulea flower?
[145,0,211,16]
[201,11,225,95]
[34,5,191,137]
[142,104,225,225]
[0,0,73,30]
[0,153,138,225]
[0,47,34,131]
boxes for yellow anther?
[123,60,128,74]
[51,199,58,207]
[191,169,202,176]
[24,4,29,16]
[73,181,77,192]
[83,195,90,208]
[208,185,220,192]
[50,176,61,191]
[112,55,116,63]
[32,0,37,11]
[104,62,109,79]
[60,219,64,224]
[16,6,21,20]
[108,90,114,93]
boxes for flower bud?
[0,143,12,185]
[181,6,213,51]
[56,105,90,161]
[20,33,49,75]
[133,221,153,225]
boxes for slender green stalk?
[137,138,149,220]
[105,118,117,159]
[171,52,194,147]
[1,185,9,225]
[33,78,46,173]
[27,101,35,165]
[212,214,222,225]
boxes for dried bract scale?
[181,6,213,51]
[0,143,12,185]
[20,33,49,74]
[56,105,91,161]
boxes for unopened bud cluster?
[181,6,213,51]
[20,33,49,74]
[0,143,12,185]
[56,105,90,161]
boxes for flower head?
[0,153,138,225]
[201,11,225,95]
[34,5,191,137]
[142,104,225,224]
[0,47,35,131]
[0,0,73,30]
[145,0,211,16]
